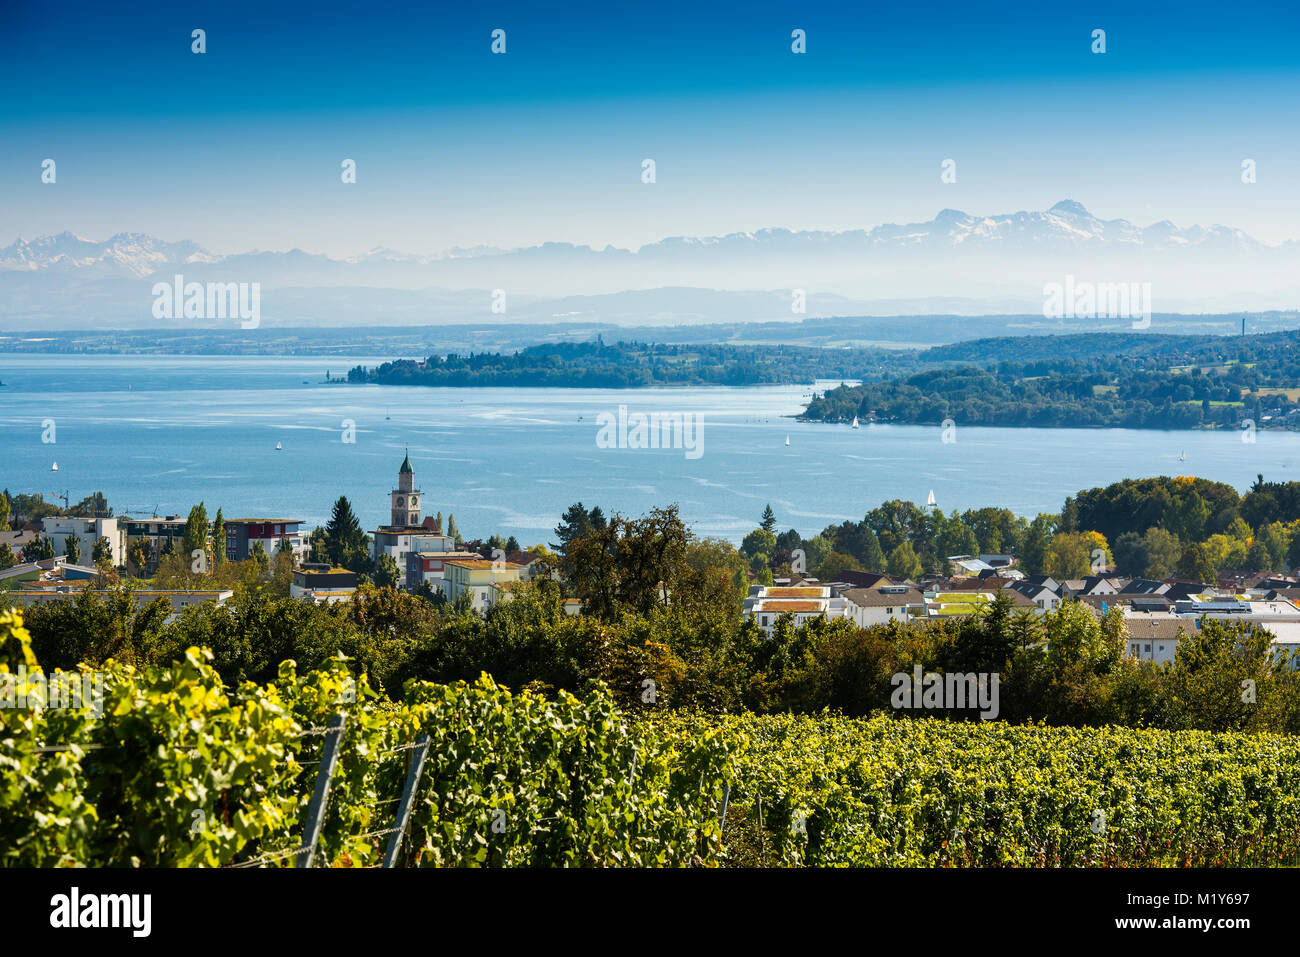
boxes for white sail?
[51,461,58,471]
[926,489,936,507]
[275,441,282,451]
[851,416,859,429]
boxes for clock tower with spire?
[391,449,421,527]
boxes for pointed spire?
[399,448,413,475]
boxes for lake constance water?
[4,354,1300,545]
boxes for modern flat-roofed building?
[443,559,523,612]
[13,583,233,621]
[742,585,852,636]
[407,549,484,592]
[41,516,126,567]
[290,565,358,604]
[223,518,307,563]
[121,515,190,571]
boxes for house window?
[1144,644,1152,653]
[886,607,893,614]
[1158,645,1165,652]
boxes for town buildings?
[742,585,853,635]
[41,515,126,566]
[223,518,308,563]
[290,565,358,604]
[121,515,189,569]
[370,452,456,587]
[2,559,233,621]
[443,558,523,612]
[836,581,925,626]
[407,548,485,593]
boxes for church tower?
[391,450,421,527]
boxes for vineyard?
[5,608,1300,867]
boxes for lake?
[3,354,1298,545]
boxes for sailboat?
[1178,450,1186,462]
[51,461,58,472]
[386,407,391,421]
[785,435,791,447]
[275,441,283,451]
[851,416,859,429]
[926,489,936,508]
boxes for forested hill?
[348,340,895,388]
[800,329,1300,430]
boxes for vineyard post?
[718,783,730,833]
[297,713,347,868]
[383,733,430,868]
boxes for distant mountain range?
[3,201,1298,328]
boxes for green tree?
[1042,599,1117,669]
[552,502,604,553]
[760,504,777,533]
[1257,521,1290,572]
[26,536,56,562]
[560,506,689,620]
[859,530,886,572]
[182,502,209,557]
[1170,491,1211,542]
[324,496,366,567]
[72,491,111,517]
[128,539,151,575]
[91,536,113,569]
[1141,526,1182,579]
[1019,514,1057,575]
[938,518,979,567]
[0,491,10,531]
[814,551,863,581]
[249,541,269,572]
[0,543,15,570]
[886,542,922,580]
[1164,619,1284,731]
[740,528,778,560]
[798,535,832,575]
[309,528,329,565]
[63,535,81,564]
[374,553,401,588]
[211,508,226,565]
[1111,531,1147,577]
[1034,530,1097,574]
[1246,539,1272,573]
[1177,541,1219,583]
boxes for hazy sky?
[3,0,1299,256]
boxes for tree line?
[801,329,1300,430]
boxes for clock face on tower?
[396,497,404,508]
[410,496,418,507]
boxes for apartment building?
[443,559,523,612]
[40,515,126,567]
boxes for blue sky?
[2,0,1298,255]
